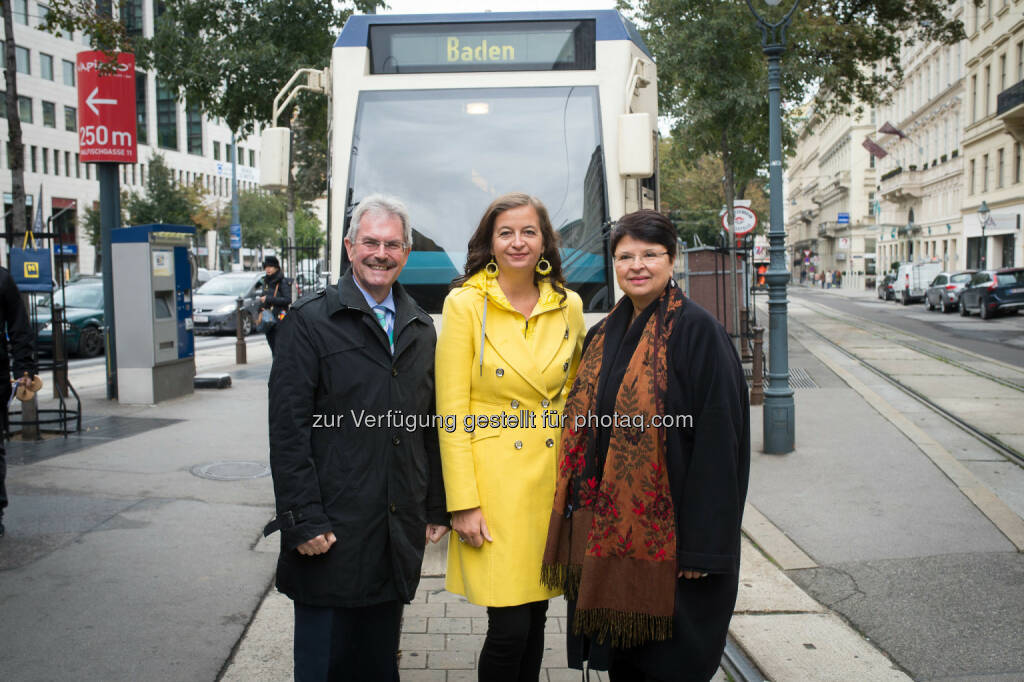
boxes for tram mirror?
[260,127,292,191]
[618,113,654,178]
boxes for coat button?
[564,329,569,339]
[510,399,519,409]
[546,438,554,447]
[563,361,569,371]
[392,436,400,446]
[390,503,396,513]
[496,368,504,377]
[391,367,398,377]
[541,399,550,408]
[514,440,523,450]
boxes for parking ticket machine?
[111,224,196,404]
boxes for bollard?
[235,297,247,365]
[52,303,69,399]
[740,307,753,362]
[750,327,765,406]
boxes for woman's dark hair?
[609,210,678,259]
[452,192,566,301]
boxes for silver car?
[924,270,975,313]
[192,272,265,335]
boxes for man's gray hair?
[349,194,413,246]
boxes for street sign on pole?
[721,206,759,235]
[229,223,242,250]
[76,51,138,163]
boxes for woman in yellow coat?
[436,193,585,681]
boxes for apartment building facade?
[785,102,878,289]
[2,0,261,275]
[961,0,1023,270]
[874,2,966,274]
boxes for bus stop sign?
[76,51,138,163]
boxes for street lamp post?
[746,0,799,454]
[977,200,990,269]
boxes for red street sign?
[76,51,137,163]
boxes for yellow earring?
[485,257,499,277]
[535,257,552,276]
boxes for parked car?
[197,268,223,286]
[36,278,106,357]
[959,268,1024,319]
[877,273,897,300]
[192,272,265,335]
[924,270,975,313]
[893,260,943,305]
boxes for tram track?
[784,301,1024,468]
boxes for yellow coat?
[436,271,585,607]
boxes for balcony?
[996,79,1024,144]
[879,166,923,204]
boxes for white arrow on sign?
[85,86,118,115]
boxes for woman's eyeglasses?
[613,251,669,266]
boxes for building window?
[1000,54,1007,92]
[62,59,75,86]
[984,65,991,117]
[186,103,203,155]
[40,53,54,80]
[18,96,32,123]
[75,153,80,178]
[42,148,49,174]
[213,140,220,161]
[54,150,60,176]
[42,101,56,128]
[120,0,144,37]
[997,148,1004,188]
[249,149,255,167]
[64,106,76,131]
[30,145,37,172]
[13,0,27,24]
[238,146,246,165]
[15,46,30,75]
[135,72,148,146]
[982,154,989,192]
[969,159,975,194]
[156,78,178,150]
[1015,143,1022,184]
[971,75,977,122]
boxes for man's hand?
[451,507,493,548]
[260,295,267,304]
[678,569,709,579]
[297,531,336,556]
[425,524,449,544]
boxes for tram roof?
[335,9,652,60]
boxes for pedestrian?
[542,210,750,682]
[0,266,36,538]
[835,269,843,288]
[258,255,291,354]
[435,192,586,681]
[264,194,449,681]
[800,269,807,284]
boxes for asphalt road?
[789,286,1024,368]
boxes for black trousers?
[478,600,548,682]
[0,383,9,519]
[266,324,278,354]
[293,600,402,682]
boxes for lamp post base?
[763,392,795,454]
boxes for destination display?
[369,20,595,73]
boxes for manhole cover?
[190,461,271,481]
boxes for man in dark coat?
[259,255,291,354]
[266,194,448,681]
[0,266,36,538]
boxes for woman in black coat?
[542,210,750,681]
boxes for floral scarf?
[542,284,684,648]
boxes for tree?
[236,190,323,249]
[3,0,29,238]
[621,0,972,229]
[122,153,203,226]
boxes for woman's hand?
[451,507,493,548]
[679,569,709,579]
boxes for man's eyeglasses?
[613,251,669,266]
[359,238,407,253]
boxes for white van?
[893,260,943,305]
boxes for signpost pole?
[99,163,119,399]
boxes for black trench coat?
[267,271,447,608]
[567,292,750,682]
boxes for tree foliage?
[621,0,972,224]
[122,153,203,226]
[237,190,323,249]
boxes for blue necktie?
[373,305,393,351]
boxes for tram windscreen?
[346,86,609,312]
